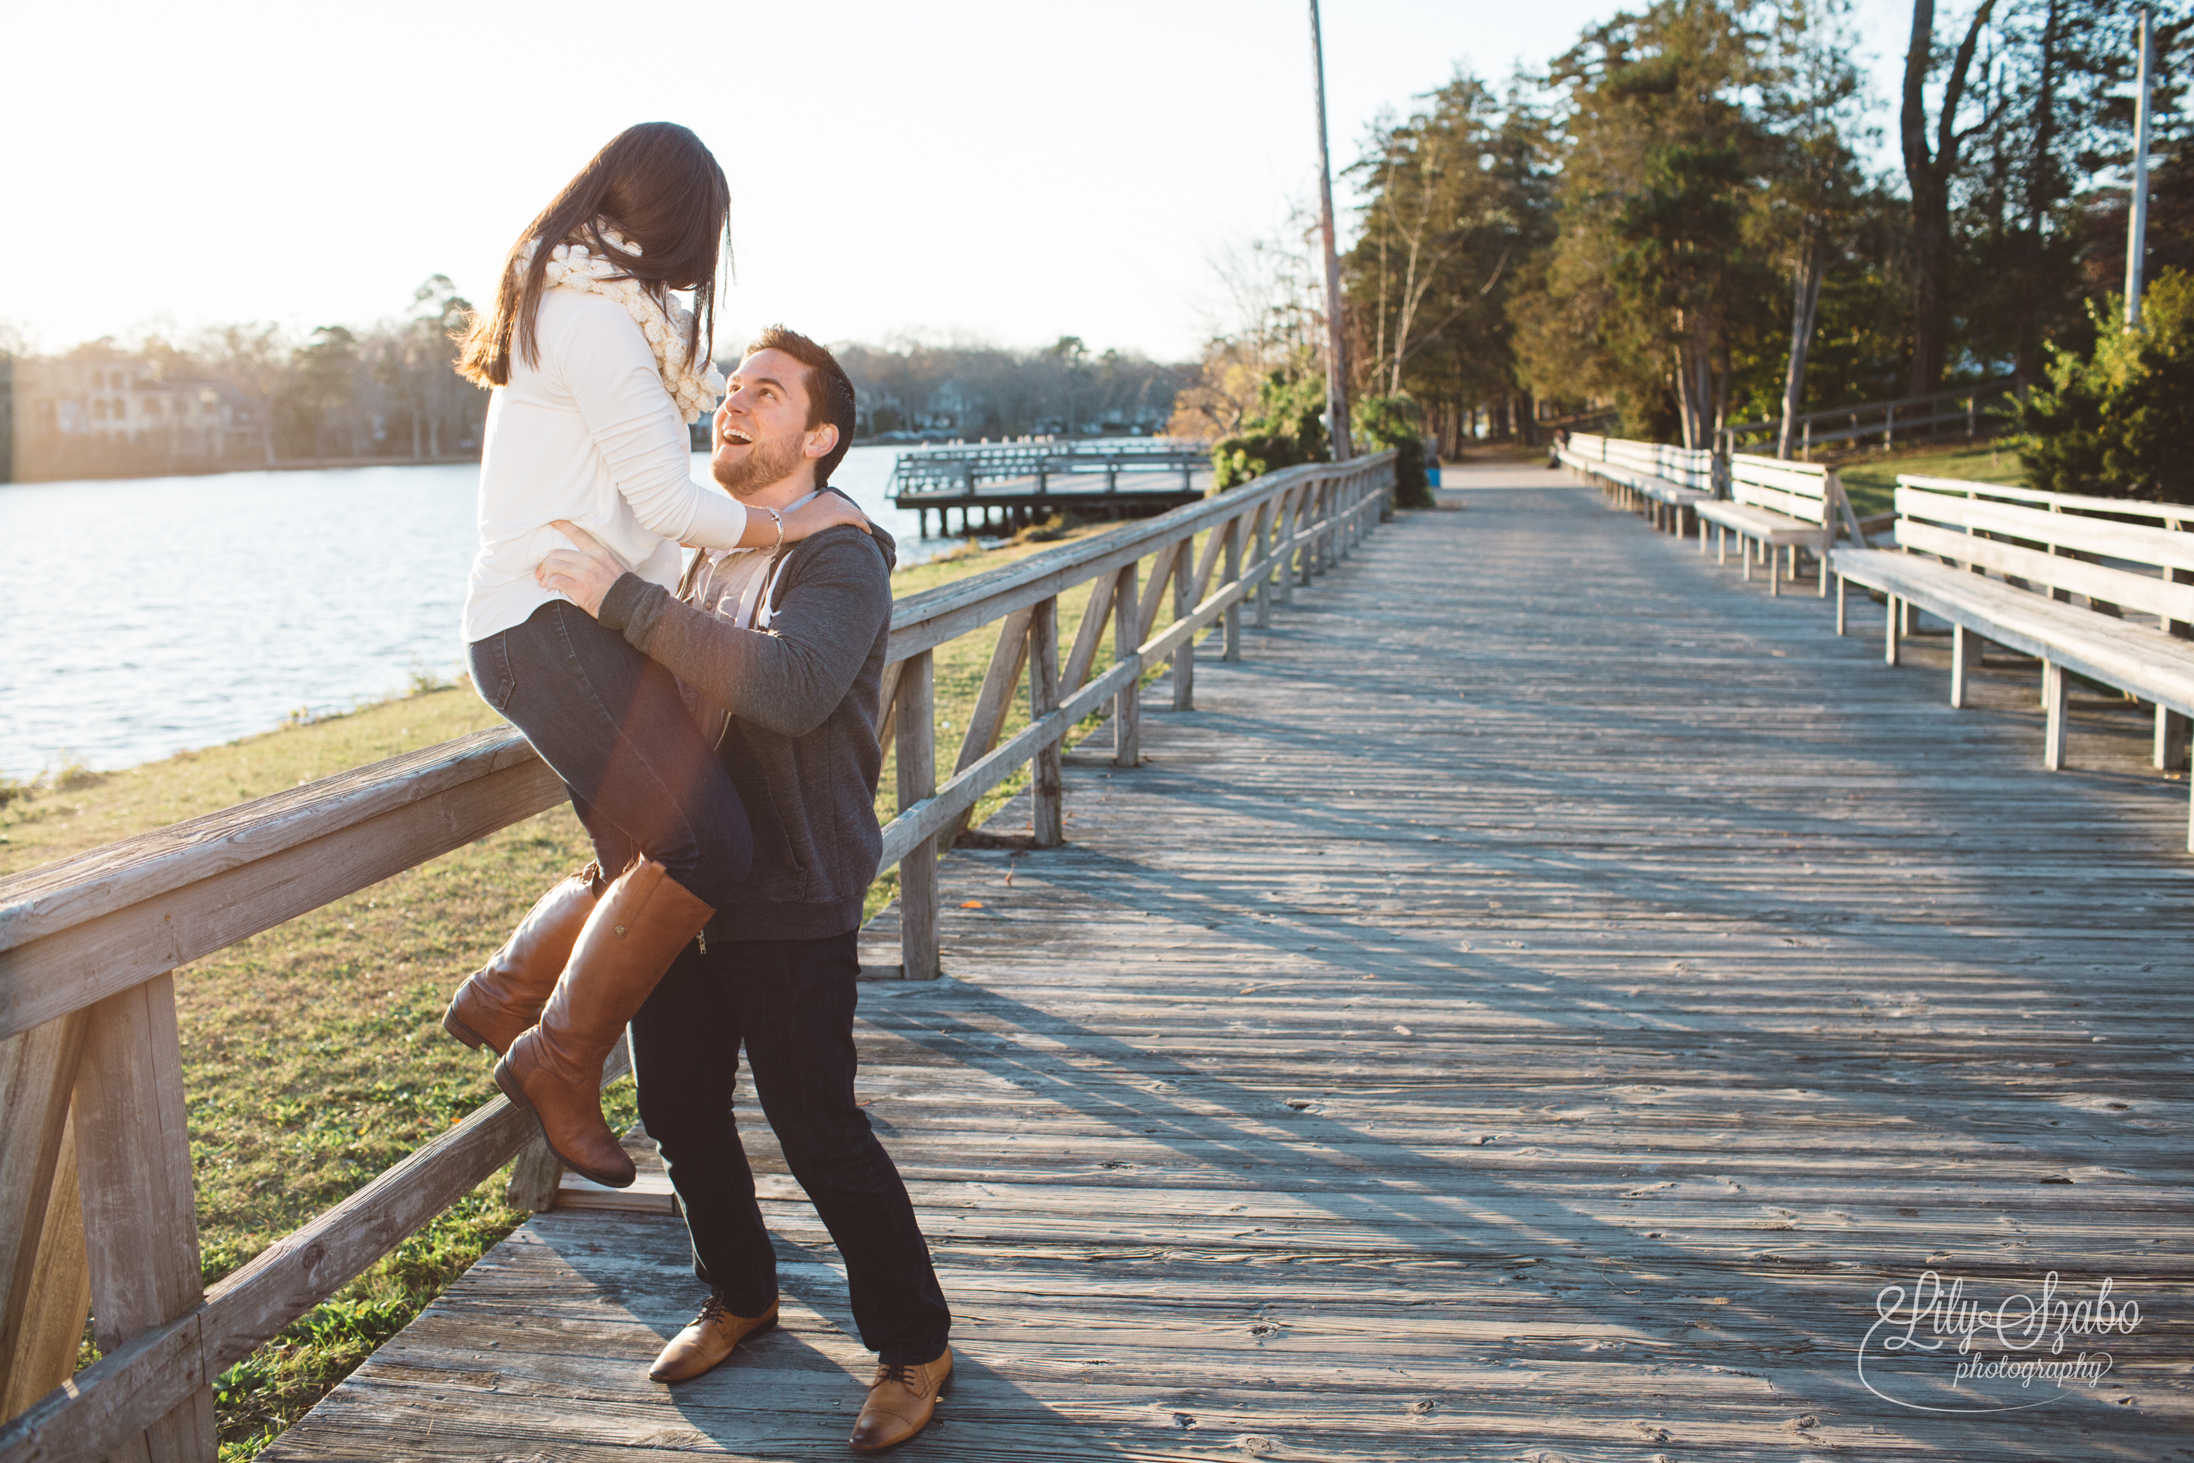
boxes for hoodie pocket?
[759,773,817,900]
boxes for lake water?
[0,445,937,779]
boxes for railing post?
[1172,532,1195,711]
[894,652,940,979]
[1252,500,1273,630]
[1222,513,1243,661]
[1290,489,1307,587]
[1283,487,1302,599]
[505,1132,565,1213]
[1029,597,1063,846]
[74,974,216,1462]
[1112,561,1141,767]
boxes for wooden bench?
[1829,475,2194,849]
[1694,454,1848,597]
[1557,433,1718,536]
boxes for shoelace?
[875,1362,923,1392]
[693,1294,731,1326]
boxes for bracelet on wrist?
[767,507,784,551]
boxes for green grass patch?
[18,515,1214,1456]
[1833,442,2030,518]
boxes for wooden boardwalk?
[269,463,2193,1460]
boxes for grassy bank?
[1833,441,2030,518]
[6,513,1204,1460]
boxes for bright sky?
[6,0,1922,362]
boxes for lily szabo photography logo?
[1858,1270,2142,1412]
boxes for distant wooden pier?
[889,441,1210,535]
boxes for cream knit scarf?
[522,222,723,422]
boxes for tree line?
[6,277,490,481]
[833,335,1193,441]
[1174,0,2190,493]
[6,290,1198,484]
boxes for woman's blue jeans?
[467,601,751,909]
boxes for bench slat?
[1899,474,2194,525]
[1730,455,1833,498]
[1897,487,2194,573]
[1733,482,1828,524]
[1893,518,2194,624]
[1696,501,1829,543]
[1604,441,1715,494]
[1834,547,2194,715]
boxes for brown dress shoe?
[848,1345,952,1453]
[444,861,604,1055]
[647,1294,779,1383]
[495,858,713,1188]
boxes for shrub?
[1352,395,1433,509]
[1209,369,1331,490]
[2016,268,2194,504]
[1011,512,1073,545]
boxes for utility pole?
[1308,0,1353,460]
[2125,6,2154,327]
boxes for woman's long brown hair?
[457,122,730,387]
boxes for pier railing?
[0,450,1396,1463]
[888,440,1207,499]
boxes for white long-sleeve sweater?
[461,285,745,644]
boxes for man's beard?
[713,431,804,499]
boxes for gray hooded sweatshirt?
[596,492,897,942]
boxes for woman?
[446,123,866,1188]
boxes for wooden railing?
[886,439,1207,499]
[0,450,1396,1463]
[1719,378,2022,458]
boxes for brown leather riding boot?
[494,858,713,1188]
[443,861,605,1056]
[848,1346,952,1453]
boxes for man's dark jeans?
[467,600,751,908]
[630,931,952,1365]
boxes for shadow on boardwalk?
[270,466,2192,1461]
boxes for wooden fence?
[0,451,1396,1463]
[1720,378,2021,458]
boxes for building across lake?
[9,352,266,481]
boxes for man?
[536,326,951,1454]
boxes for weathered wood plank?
[1027,598,1063,849]
[72,977,213,1463]
[0,1013,87,1419]
[893,651,939,979]
[0,754,566,1042]
[1112,561,1140,769]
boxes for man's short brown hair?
[747,325,856,486]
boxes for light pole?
[1308,0,1353,460]
[2125,6,2154,328]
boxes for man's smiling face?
[712,347,829,501]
